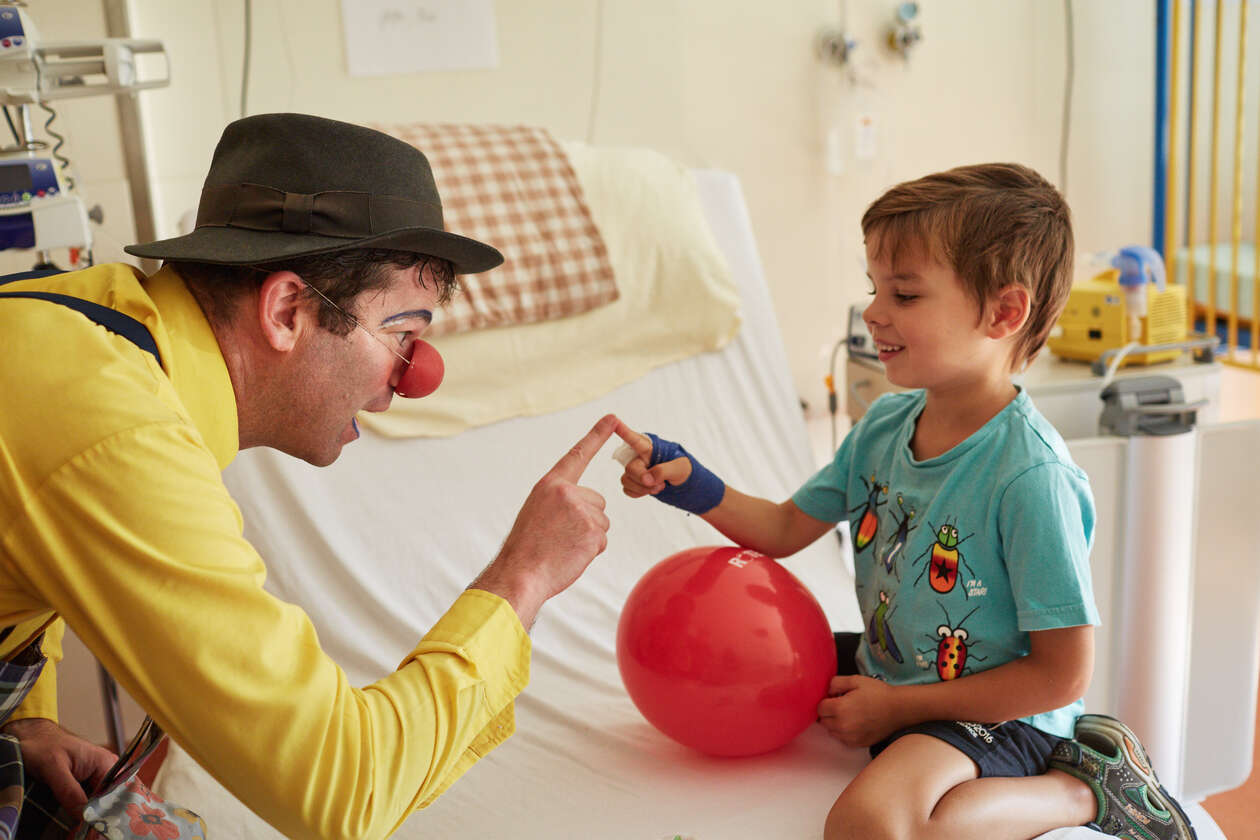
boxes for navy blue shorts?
[869,719,1066,777]
[833,632,1067,778]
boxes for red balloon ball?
[616,545,837,757]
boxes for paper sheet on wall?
[340,0,499,76]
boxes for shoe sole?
[1075,715,1199,840]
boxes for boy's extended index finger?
[549,414,619,483]
[612,418,653,459]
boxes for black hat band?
[195,183,446,240]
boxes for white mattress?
[153,172,1219,839]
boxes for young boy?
[613,163,1197,840]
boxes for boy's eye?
[894,293,918,303]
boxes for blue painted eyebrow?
[379,309,433,327]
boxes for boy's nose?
[863,299,886,328]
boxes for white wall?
[126,0,1159,412]
[2,1,1171,407]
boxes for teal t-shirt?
[793,388,1099,738]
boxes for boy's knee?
[824,790,906,840]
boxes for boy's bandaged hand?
[611,425,724,514]
[612,426,689,497]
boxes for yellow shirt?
[0,263,530,839]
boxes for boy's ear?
[256,270,313,352]
[986,284,1031,339]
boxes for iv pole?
[103,0,159,275]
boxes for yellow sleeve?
[5,421,530,840]
[10,618,65,723]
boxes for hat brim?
[124,225,504,275]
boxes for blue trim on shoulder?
[0,270,163,368]
[0,268,66,286]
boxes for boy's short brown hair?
[861,162,1074,367]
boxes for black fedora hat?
[125,113,504,274]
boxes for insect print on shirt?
[879,493,916,580]
[867,590,904,664]
[912,520,975,596]
[850,473,888,553]
[918,603,987,680]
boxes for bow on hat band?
[195,183,445,239]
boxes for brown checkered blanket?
[374,123,618,337]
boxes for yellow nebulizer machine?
[1047,245,1188,367]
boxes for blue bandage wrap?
[646,433,726,515]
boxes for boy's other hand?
[817,674,900,748]
[612,421,692,498]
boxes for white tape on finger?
[613,443,637,467]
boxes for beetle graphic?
[850,473,888,553]
[879,493,916,579]
[867,590,903,664]
[919,604,987,680]
[913,520,975,595]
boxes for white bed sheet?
[151,172,1190,839]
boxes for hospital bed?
[150,141,1242,838]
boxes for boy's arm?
[818,624,1094,747]
[614,422,834,556]
[702,487,835,557]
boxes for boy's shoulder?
[1000,391,1088,479]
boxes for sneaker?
[1048,714,1197,840]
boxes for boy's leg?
[928,769,1096,838]
[825,734,1095,840]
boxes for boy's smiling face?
[862,237,1011,398]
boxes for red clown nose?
[395,339,444,398]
